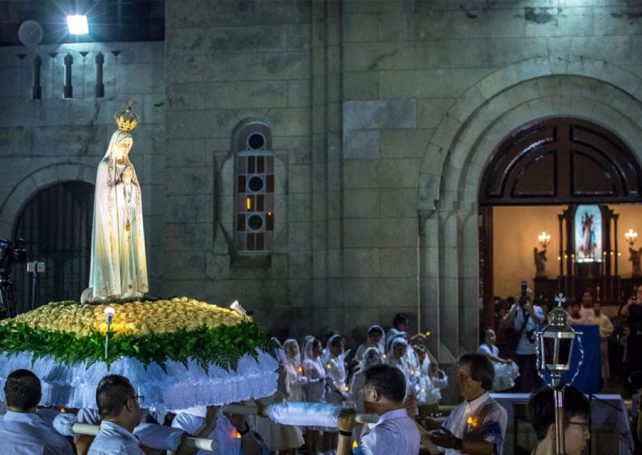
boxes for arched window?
[234,122,274,254]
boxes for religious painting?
[574,204,603,263]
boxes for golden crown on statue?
[114,100,138,132]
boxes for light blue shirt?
[357,408,420,455]
[88,420,145,455]
[512,304,544,355]
[0,410,74,455]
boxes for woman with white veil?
[82,103,148,304]
[302,336,326,454]
[387,335,419,416]
[349,347,383,413]
[354,325,385,363]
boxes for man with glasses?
[527,385,591,455]
[427,352,508,455]
[336,364,420,455]
[87,374,216,455]
[87,374,148,454]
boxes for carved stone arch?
[418,56,642,211]
[416,57,642,361]
[0,163,96,238]
[480,117,642,204]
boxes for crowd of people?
[0,306,622,455]
[491,284,642,395]
[2,278,641,455]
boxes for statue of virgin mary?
[81,102,148,303]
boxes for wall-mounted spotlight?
[67,15,89,35]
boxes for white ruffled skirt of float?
[493,361,520,392]
[0,350,278,412]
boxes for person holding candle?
[427,352,507,455]
[302,336,327,454]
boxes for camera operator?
[502,281,544,392]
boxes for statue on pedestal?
[630,247,642,277]
[534,247,547,277]
[81,101,148,304]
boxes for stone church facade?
[1,0,642,363]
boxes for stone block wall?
[163,0,315,339]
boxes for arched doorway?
[11,181,94,315]
[479,117,642,329]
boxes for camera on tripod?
[0,238,27,318]
[0,238,27,272]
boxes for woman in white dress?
[479,329,520,391]
[302,337,326,454]
[349,347,383,412]
[412,344,448,417]
[82,108,148,304]
[354,325,385,363]
[323,334,348,454]
[251,342,305,454]
[386,335,419,416]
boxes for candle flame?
[467,416,480,428]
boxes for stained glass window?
[235,128,274,254]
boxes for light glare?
[67,15,89,35]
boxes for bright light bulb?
[229,300,247,316]
[67,15,89,35]
[104,306,115,325]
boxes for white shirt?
[0,410,74,455]
[171,411,267,455]
[88,420,145,455]
[442,392,508,455]
[569,307,595,326]
[358,408,420,455]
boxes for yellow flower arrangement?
[2,297,249,337]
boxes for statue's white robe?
[82,130,148,303]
